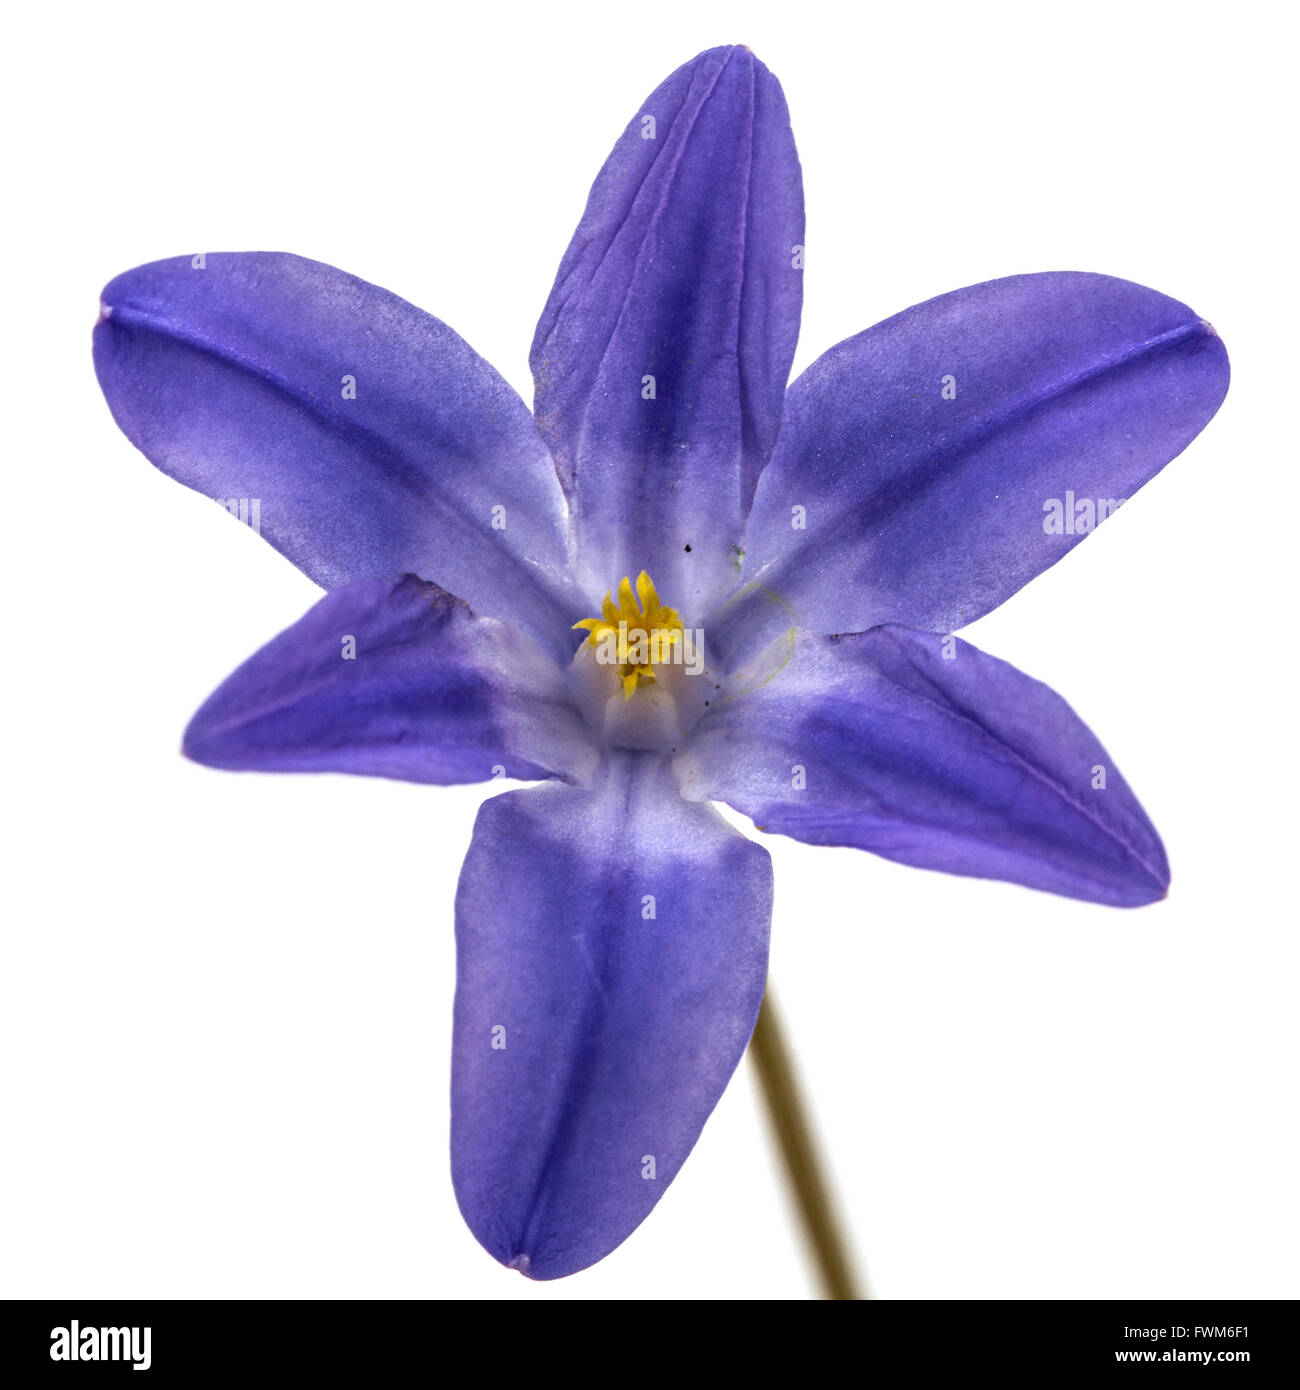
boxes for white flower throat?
[570,569,712,750]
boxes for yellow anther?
[573,569,685,698]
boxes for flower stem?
[748,989,865,1300]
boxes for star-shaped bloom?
[92,45,1228,1279]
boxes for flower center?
[572,570,685,699]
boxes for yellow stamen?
[572,569,686,699]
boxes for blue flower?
[92,45,1228,1279]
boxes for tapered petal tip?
[1125,844,1171,908]
[687,42,762,68]
[181,706,257,774]
[181,687,248,770]
[693,44,783,85]
[180,718,224,770]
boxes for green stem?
[749,989,865,1300]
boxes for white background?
[3,0,1295,1300]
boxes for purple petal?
[94,253,582,658]
[710,273,1229,665]
[184,576,597,786]
[452,752,772,1278]
[676,625,1169,906]
[532,46,804,620]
